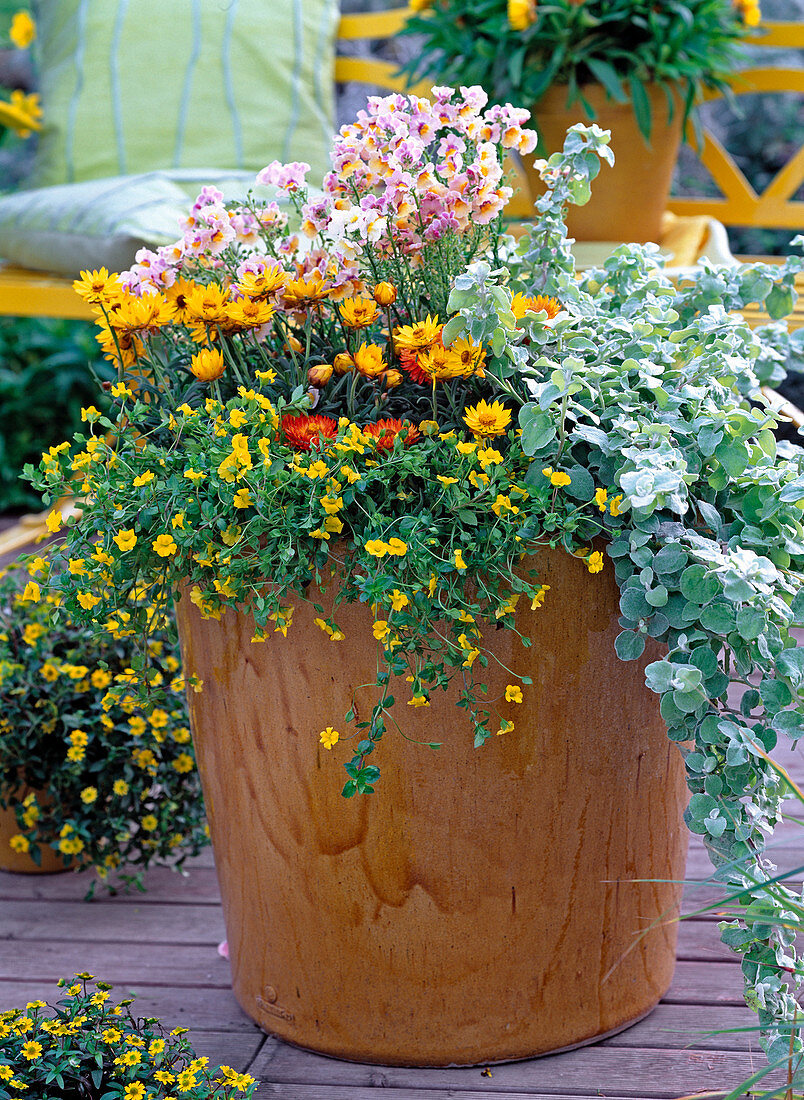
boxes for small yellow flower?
[233,487,253,508]
[505,684,523,704]
[10,11,36,49]
[496,718,516,736]
[113,780,129,796]
[407,694,430,707]
[594,488,608,512]
[21,581,40,603]
[386,537,408,555]
[389,589,409,611]
[152,533,178,557]
[365,539,388,557]
[46,509,62,533]
[9,834,29,853]
[531,584,550,609]
[140,815,158,832]
[112,528,137,554]
[542,467,571,487]
[91,669,112,689]
[77,592,101,610]
[587,551,605,574]
[609,495,624,517]
[191,347,225,382]
[372,620,391,641]
[437,475,459,486]
[80,786,97,804]
[66,745,85,762]
[454,548,467,571]
[20,1040,42,1060]
[319,726,340,749]
[172,753,194,773]
[132,471,154,487]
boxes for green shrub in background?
[0,317,112,513]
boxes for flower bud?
[308,363,334,386]
[333,352,355,375]
[373,282,397,307]
[190,348,225,382]
[382,369,403,389]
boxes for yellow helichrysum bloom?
[464,399,512,439]
[319,726,340,749]
[339,296,380,329]
[587,551,605,573]
[152,534,178,557]
[191,347,225,382]
[505,684,523,703]
[113,529,137,552]
[10,11,36,49]
[353,342,387,378]
[373,281,397,306]
[508,0,536,31]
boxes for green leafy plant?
[0,559,208,893]
[21,87,804,1080]
[0,973,256,1099]
[0,317,112,512]
[399,0,759,143]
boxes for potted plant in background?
[24,87,804,1078]
[0,558,208,892]
[0,973,256,1097]
[399,0,761,242]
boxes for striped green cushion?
[0,169,258,277]
[29,0,338,188]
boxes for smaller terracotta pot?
[0,793,71,875]
[522,84,683,244]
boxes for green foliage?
[0,974,256,1098]
[0,318,112,512]
[399,0,755,143]
[0,561,208,894]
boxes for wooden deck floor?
[2,750,804,1099]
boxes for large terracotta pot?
[0,792,68,874]
[175,547,689,1067]
[523,84,683,244]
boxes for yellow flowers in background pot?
[0,975,256,1098]
[0,560,208,894]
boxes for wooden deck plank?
[248,1039,783,1098]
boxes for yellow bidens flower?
[463,399,512,438]
[508,0,537,31]
[542,466,571,487]
[587,550,605,574]
[152,534,178,557]
[319,726,340,749]
[113,529,137,552]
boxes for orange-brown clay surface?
[175,547,689,1066]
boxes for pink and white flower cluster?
[120,86,537,296]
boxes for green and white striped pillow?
[29,0,338,189]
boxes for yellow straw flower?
[463,399,512,439]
